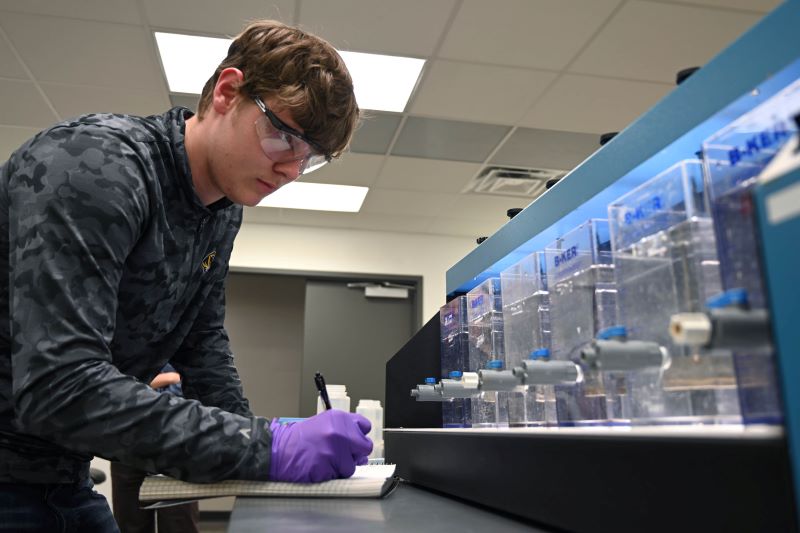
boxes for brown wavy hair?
[197,20,360,158]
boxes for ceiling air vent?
[464,166,566,198]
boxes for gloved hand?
[269,409,373,483]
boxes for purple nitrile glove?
[269,409,373,483]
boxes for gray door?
[224,273,306,419]
[300,280,417,417]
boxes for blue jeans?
[0,478,119,532]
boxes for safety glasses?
[252,96,331,175]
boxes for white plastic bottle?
[317,384,350,414]
[356,399,384,459]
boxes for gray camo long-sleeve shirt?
[0,107,272,483]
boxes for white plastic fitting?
[669,312,712,346]
[462,372,480,389]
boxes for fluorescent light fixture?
[257,182,368,212]
[338,51,425,112]
[154,32,425,111]
[155,32,230,94]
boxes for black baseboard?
[386,427,797,533]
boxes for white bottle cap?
[327,384,347,396]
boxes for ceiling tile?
[439,0,621,70]
[300,0,456,57]
[143,0,295,35]
[2,13,165,90]
[349,212,436,234]
[0,34,27,80]
[302,153,384,187]
[569,1,762,83]
[0,79,58,128]
[490,127,600,170]
[449,194,529,222]
[242,206,285,225]
[274,208,361,229]
[658,0,780,12]
[269,208,437,235]
[350,113,401,155]
[521,74,672,134]
[392,117,510,162]
[426,216,507,239]
[376,156,480,193]
[42,83,170,119]
[170,94,199,112]
[0,1,142,24]
[0,125,42,162]
[241,203,439,235]
[411,60,557,125]
[360,188,458,217]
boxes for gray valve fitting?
[478,369,522,392]
[709,307,770,350]
[410,384,444,402]
[515,360,581,385]
[439,372,481,398]
[580,339,669,372]
[670,308,771,351]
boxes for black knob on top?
[600,132,618,146]
[507,208,523,219]
[545,178,561,190]
[676,67,700,85]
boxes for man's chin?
[241,190,275,208]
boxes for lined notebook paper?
[139,464,398,502]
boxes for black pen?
[314,372,332,410]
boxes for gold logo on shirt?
[201,251,217,272]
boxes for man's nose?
[274,159,303,184]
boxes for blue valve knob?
[706,288,749,309]
[597,325,627,340]
[530,348,551,360]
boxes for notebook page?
[140,464,397,501]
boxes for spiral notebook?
[139,464,398,506]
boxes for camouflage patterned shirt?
[0,108,272,483]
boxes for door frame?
[230,266,424,329]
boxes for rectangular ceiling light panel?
[155,32,424,111]
[338,51,425,112]
[257,182,369,212]
[155,32,230,94]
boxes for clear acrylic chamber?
[439,296,472,428]
[500,252,555,426]
[702,80,800,423]
[546,220,617,425]
[609,160,740,425]
[466,278,508,428]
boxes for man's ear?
[212,67,245,115]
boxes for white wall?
[231,222,476,323]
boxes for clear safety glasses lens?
[252,98,331,176]
[254,116,330,176]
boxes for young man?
[0,20,371,532]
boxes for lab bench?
[226,482,551,532]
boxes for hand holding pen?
[268,372,373,482]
